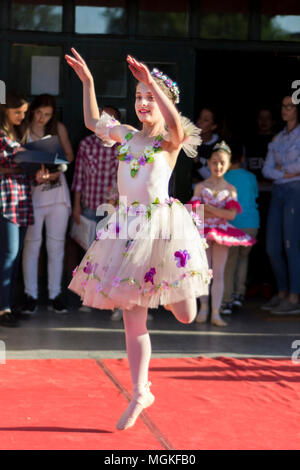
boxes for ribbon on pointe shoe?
[116,381,155,431]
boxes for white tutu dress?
[69,116,212,311]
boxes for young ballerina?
[189,141,256,327]
[65,48,212,430]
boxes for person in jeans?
[262,95,300,314]
[0,92,48,326]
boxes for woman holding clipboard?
[21,94,74,314]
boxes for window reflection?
[11,44,62,96]
[138,0,188,37]
[75,1,126,34]
[261,1,300,41]
[199,0,248,40]
[11,1,63,32]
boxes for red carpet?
[0,357,300,450]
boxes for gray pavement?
[1,298,300,360]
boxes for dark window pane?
[10,44,62,96]
[138,0,189,37]
[261,1,300,41]
[11,1,63,32]
[75,1,126,34]
[200,0,248,40]
[89,60,126,97]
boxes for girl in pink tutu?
[65,49,211,430]
[189,141,256,327]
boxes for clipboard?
[14,136,69,174]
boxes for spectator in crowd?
[222,142,259,314]
[262,95,300,314]
[22,94,74,314]
[243,107,276,298]
[72,106,121,226]
[71,105,124,320]
[189,141,256,327]
[0,92,48,327]
[192,107,222,184]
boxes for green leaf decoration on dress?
[116,134,163,178]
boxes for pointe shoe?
[211,314,227,327]
[195,311,208,324]
[116,382,155,431]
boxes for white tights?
[199,243,229,317]
[117,299,196,429]
[123,298,196,386]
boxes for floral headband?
[213,140,232,155]
[151,68,180,104]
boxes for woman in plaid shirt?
[0,92,47,327]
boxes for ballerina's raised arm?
[65,48,134,144]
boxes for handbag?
[69,215,97,251]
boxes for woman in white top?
[22,94,74,313]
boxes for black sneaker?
[22,295,38,314]
[49,296,68,313]
[0,310,19,327]
[220,302,233,315]
[232,295,244,309]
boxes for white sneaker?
[111,309,123,321]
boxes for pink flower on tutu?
[112,276,121,288]
[179,272,189,280]
[96,281,103,292]
[144,267,156,285]
[81,279,88,288]
[83,261,99,275]
[190,212,202,226]
[174,250,191,268]
[72,266,78,277]
[83,261,93,274]
[109,222,120,234]
[96,229,104,240]
[161,280,170,290]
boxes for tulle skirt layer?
[69,198,212,311]
[204,222,256,247]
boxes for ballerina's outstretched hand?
[65,48,93,84]
[126,55,153,86]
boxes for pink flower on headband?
[151,68,180,104]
